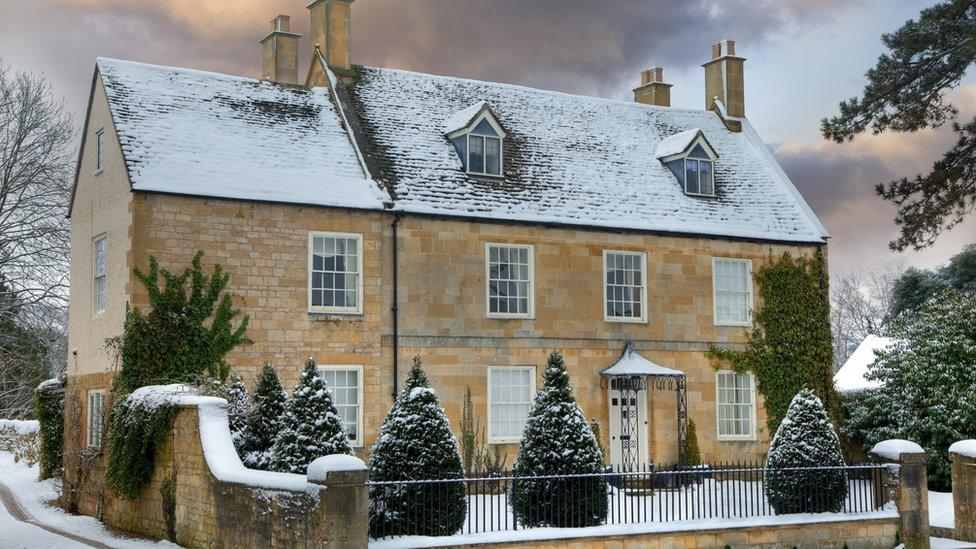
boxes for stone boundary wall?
[464,517,897,549]
[96,397,367,548]
[950,441,976,543]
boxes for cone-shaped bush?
[368,357,466,538]
[224,373,250,454]
[765,388,848,514]
[239,364,287,470]
[512,351,607,528]
[270,358,353,473]
[680,419,701,467]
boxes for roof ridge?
[97,57,261,85]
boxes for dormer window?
[655,129,718,197]
[443,101,507,177]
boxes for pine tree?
[239,364,288,470]
[224,374,250,454]
[512,351,607,528]
[680,419,702,467]
[368,357,466,538]
[765,389,848,514]
[270,358,352,474]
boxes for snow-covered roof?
[655,128,704,159]
[833,335,897,394]
[441,100,491,135]
[347,66,828,243]
[93,58,388,211]
[601,343,685,377]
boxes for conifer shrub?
[368,357,466,538]
[270,358,352,474]
[512,351,607,528]
[680,419,702,467]
[764,389,848,514]
[34,380,64,480]
[240,364,288,470]
[223,374,250,454]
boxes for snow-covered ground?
[0,451,178,548]
[931,490,955,529]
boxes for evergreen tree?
[512,351,607,528]
[224,374,250,454]
[765,389,848,514]
[239,364,287,470]
[822,0,976,251]
[270,358,352,474]
[368,357,466,538]
[849,288,976,490]
[680,419,701,467]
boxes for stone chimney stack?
[260,15,301,84]
[702,39,746,117]
[308,0,354,70]
[633,67,672,107]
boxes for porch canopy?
[600,342,688,468]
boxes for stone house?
[64,0,829,509]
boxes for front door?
[607,378,649,470]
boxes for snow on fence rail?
[367,462,891,540]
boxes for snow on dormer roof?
[441,101,491,135]
[655,128,705,160]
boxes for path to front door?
[607,385,648,469]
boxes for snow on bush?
[270,358,352,474]
[239,364,287,470]
[223,374,250,454]
[512,351,607,528]
[368,357,466,538]
[764,388,848,514]
[842,288,976,490]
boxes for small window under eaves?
[443,102,507,178]
[655,129,718,197]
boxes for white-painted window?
[716,371,756,440]
[318,365,364,447]
[308,232,363,314]
[487,367,535,443]
[95,129,105,173]
[604,251,647,322]
[486,244,533,318]
[712,258,752,326]
[92,235,107,314]
[87,389,105,449]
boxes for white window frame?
[711,257,753,327]
[485,243,535,319]
[95,129,105,174]
[715,371,757,441]
[92,234,107,314]
[682,157,714,197]
[486,366,536,444]
[603,250,648,323]
[307,231,364,315]
[317,364,364,448]
[466,132,503,177]
[447,111,506,178]
[87,389,105,449]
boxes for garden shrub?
[105,395,177,500]
[35,380,64,479]
[512,351,607,528]
[368,357,466,538]
[765,389,848,514]
[240,364,288,470]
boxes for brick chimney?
[260,15,301,84]
[308,0,354,70]
[633,67,672,107]
[702,39,745,117]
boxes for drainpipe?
[391,212,401,399]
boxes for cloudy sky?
[1,0,972,277]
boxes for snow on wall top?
[95,58,387,211]
[833,335,897,394]
[871,439,924,460]
[347,67,828,243]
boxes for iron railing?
[367,462,891,540]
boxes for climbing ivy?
[105,251,250,499]
[708,249,836,434]
[34,381,64,480]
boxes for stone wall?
[950,443,976,543]
[70,397,367,548]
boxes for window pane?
[716,372,754,438]
[700,160,713,195]
[472,118,499,137]
[605,252,645,319]
[488,368,534,440]
[469,136,485,173]
[714,259,750,324]
[685,159,700,194]
[310,235,361,310]
[485,137,501,175]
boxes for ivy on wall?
[34,381,64,480]
[708,249,836,434]
[105,252,250,499]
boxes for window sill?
[486,314,534,320]
[717,436,757,443]
[488,438,521,445]
[604,316,648,324]
[308,311,365,322]
[714,320,753,328]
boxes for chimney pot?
[260,14,301,85]
[634,66,672,107]
[273,15,291,33]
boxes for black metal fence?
[367,462,891,540]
